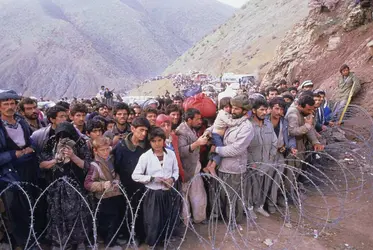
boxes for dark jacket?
[112,133,148,195]
[0,114,38,183]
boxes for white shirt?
[132,148,179,190]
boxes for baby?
[203,97,247,176]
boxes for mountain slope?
[0,0,234,98]
[164,0,309,77]
[262,0,373,113]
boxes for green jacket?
[336,72,361,101]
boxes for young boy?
[84,137,123,250]
[204,97,247,176]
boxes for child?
[84,137,123,250]
[203,97,247,176]
[132,127,179,248]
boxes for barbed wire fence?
[0,105,372,250]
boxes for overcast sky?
[217,0,247,8]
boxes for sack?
[183,93,217,118]
[183,85,202,98]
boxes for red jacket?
[171,132,185,182]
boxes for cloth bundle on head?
[230,95,251,111]
[155,114,171,127]
[0,89,21,101]
[142,99,159,109]
[314,89,326,95]
[249,93,266,101]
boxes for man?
[316,89,333,126]
[142,107,157,126]
[266,87,279,101]
[292,80,300,89]
[278,80,288,94]
[166,104,182,130]
[313,92,329,133]
[173,96,183,106]
[18,97,46,132]
[332,64,361,123]
[97,103,110,118]
[104,88,114,107]
[99,85,106,102]
[70,103,88,134]
[210,95,254,225]
[299,80,314,91]
[247,98,277,217]
[112,117,151,245]
[285,95,324,197]
[288,87,298,98]
[0,90,39,248]
[31,105,68,152]
[176,108,209,225]
[106,103,131,145]
[267,97,297,213]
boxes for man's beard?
[232,112,244,119]
[255,114,265,121]
[26,113,38,120]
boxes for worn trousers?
[181,164,207,224]
[97,196,125,247]
[267,154,286,206]
[218,171,247,224]
[247,168,272,208]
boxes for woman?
[40,122,92,249]
[131,128,179,247]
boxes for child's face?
[150,136,165,152]
[223,105,231,113]
[107,123,115,131]
[88,128,103,140]
[94,145,111,159]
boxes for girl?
[132,127,179,247]
[84,137,123,250]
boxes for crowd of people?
[0,64,361,250]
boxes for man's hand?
[314,144,324,151]
[328,121,335,127]
[196,135,209,146]
[290,148,298,156]
[305,115,314,125]
[321,125,327,132]
[15,150,24,158]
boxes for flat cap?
[0,89,21,101]
[231,95,251,111]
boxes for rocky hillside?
[163,0,309,77]
[262,0,373,113]
[0,0,234,98]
